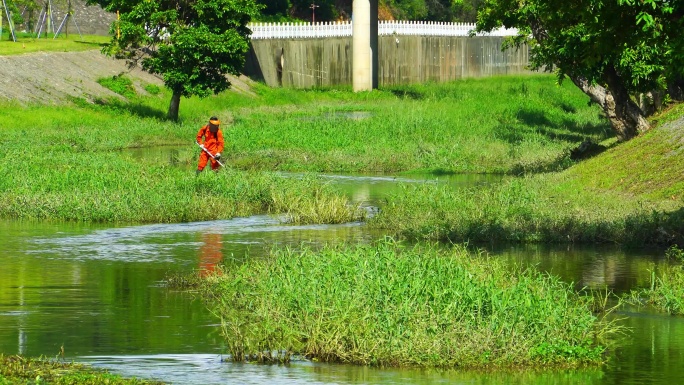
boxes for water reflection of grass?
[0,354,164,384]
[200,240,619,369]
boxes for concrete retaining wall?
[244,35,529,88]
[12,0,115,36]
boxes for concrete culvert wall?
[244,36,530,88]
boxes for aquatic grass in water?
[0,354,164,384]
[203,240,616,369]
[625,246,684,315]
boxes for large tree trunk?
[167,91,181,121]
[569,69,650,141]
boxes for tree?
[89,0,262,120]
[475,0,684,141]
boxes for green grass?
[2,74,611,174]
[368,105,684,246]
[98,75,138,99]
[0,354,164,385]
[223,77,610,174]
[0,151,364,223]
[198,239,620,369]
[0,73,616,224]
[368,174,683,246]
[0,33,109,55]
[0,87,364,223]
[2,68,681,233]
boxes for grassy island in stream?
[197,240,619,368]
[0,354,164,385]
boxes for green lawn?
[0,33,109,55]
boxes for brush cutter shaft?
[196,141,225,167]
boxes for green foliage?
[144,83,162,95]
[475,0,684,139]
[89,0,262,119]
[476,0,677,92]
[666,245,684,263]
[251,0,481,22]
[97,74,137,99]
[202,240,614,368]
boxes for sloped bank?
[0,50,255,105]
[369,108,684,247]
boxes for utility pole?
[310,2,318,23]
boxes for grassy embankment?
[1,71,610,223]
[0,81,367,224]
[195,239,620,368]
[0,33,109,54]
[0,354,164,385]
[369,103,684,247]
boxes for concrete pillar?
[352,0,378,91]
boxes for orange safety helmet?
[208,116,220,133]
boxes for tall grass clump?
[625,246,684,315]
[0,354,164,384]
[203,239,618,369]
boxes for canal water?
[1,172,683,384]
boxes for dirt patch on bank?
[0,50,256,105]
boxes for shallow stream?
[1,172,683,384]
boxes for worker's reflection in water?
[199,233,223,276]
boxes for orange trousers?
[197,150,221,171]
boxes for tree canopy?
[254,0,481,22]
[476,0,684,141]
[89,0,262,120]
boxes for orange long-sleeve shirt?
[196,125,224,155]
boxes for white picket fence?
[248,21,518,39]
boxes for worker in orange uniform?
[196,116,224,175]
